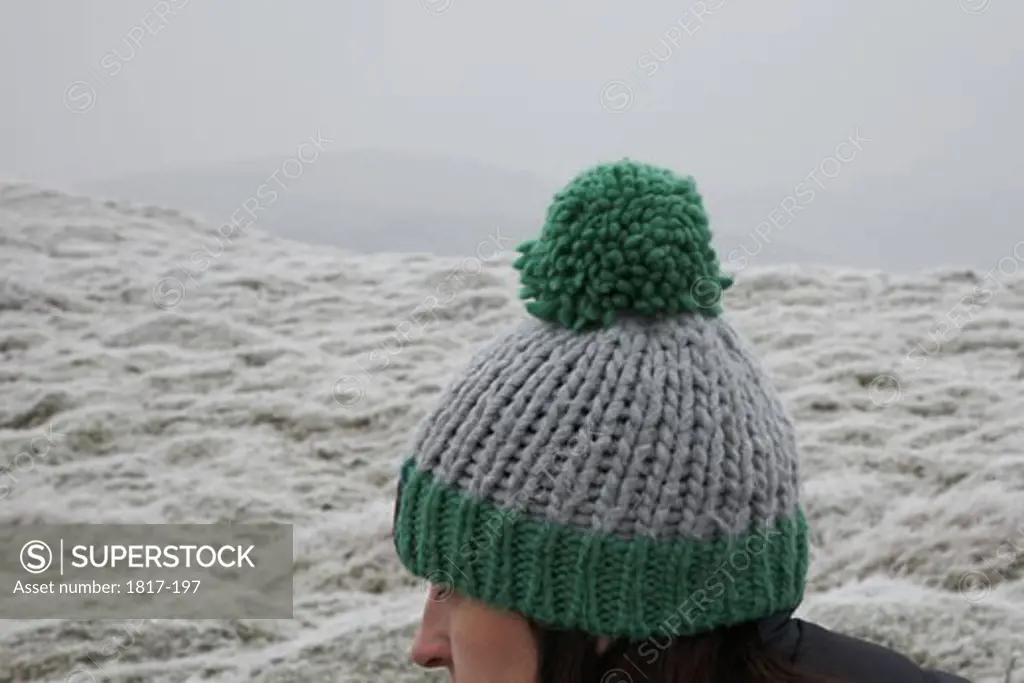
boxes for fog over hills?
[80,148,1023,276]
[4,1,1024,680]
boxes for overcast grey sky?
[3,0,1021,189]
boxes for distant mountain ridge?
[78,148,1023,273]
[80,148,559,259]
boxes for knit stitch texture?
[392,159,810,638]
[514,160,733,330]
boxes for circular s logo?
[959,0,991,14]
[152,277,185,310]
[63,81,97,114]
[867,374,902,408]
[422,0,454,15]
[20,540,53,574]
[332,375,365,407]
[600,80,634,114]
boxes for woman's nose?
[410,624,451,670]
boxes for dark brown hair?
[536,620,841,683]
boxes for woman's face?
[410,585,540,682]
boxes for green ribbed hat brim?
[393,459,809,639]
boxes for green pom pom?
[513,159,733,331]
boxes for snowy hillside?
[0,183,1022,682]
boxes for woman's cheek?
[450,603,540,682]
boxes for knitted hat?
[392,159,809,639]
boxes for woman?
[391,160,971,682]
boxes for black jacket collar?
[756,608,802,662]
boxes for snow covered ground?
[0,182,1022,682]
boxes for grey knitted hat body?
[393,159,809,639]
